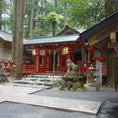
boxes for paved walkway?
[0,85,101,115]
[34,87,118,103]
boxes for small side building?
[0,31,12,61]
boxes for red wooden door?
[38,49,47,73]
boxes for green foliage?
[31,11,64,37]
[1,0,118,37]
[47,12,64,24]
[66,0,105,28]
[46,11,64,35]
[0,61,8,83]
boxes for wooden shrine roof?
[56,25,80,35]
[80,12,118,41]
[0,30,27,43]
[0,30,12,43]
[24,34,80,45]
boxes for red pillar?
[78,61,82,77]
[35,47,38,73]
[9,62,14,76]
[2,61,8,73]
[65,54,69,72]
[86,68,89,84]
[45,50,47,72]
[50,52,52,72]
[72,48,74,63]
[60,48,62,72]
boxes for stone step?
[7,82,51,89]
[14,79,55,88]
[27,74,63,79]
[28,75,48,78]
[15,79,53,85]
[23,77,61,82]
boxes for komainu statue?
[59,59,85,91]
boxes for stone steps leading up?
[13,74,63,89]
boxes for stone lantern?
[88,64,95,83]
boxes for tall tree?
[15,0,26,80]
[44,0,47,15]
[29,0,35,39]
[47,12,64,36]
[55,0,57,9]
[64,2,67,26]
[105,0,114,16]
[12,0,18,60]
[40,0,43,15]
[0,0,2,30]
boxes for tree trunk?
[114,56,118,91]
[0,0,2,30]
[33,0,38,29]
[40,0,43,15]
[106,50,115,88]
[64,2,67,26]
[105,0,114,16]
[44,0,47,15]
[52,23,56,36]
[15,0,25,80]
[12,0,18,60]
[55,0,57,9]
[39,0,43,36]
[114,0,118,11]
[29,0,35,39]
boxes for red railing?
[23,65,35,77]
[77,61,107,84]
[1,60,107,78]
[23,65,35,71]
[102,64,107,74]
[77,62,107,74]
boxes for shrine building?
[24,25,88,74]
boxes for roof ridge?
[31,34,79,40]
[0,30,12,35]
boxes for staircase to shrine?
[12,74,63,89]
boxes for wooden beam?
[88,23,118,46]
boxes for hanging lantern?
[32,49,36,55]
[62,47,69,55]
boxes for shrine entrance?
[24,37,83,74]
[34,47,71,73]
[35,48,47,73]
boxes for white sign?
[40,50,46,55]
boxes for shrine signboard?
[93,49,102,91]
[40,50,46,56]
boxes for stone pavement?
[0,84,102,115]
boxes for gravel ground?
[0,87,117,118]
[98,101,118,118]
[33,88,118,103]
[33,87,118,118]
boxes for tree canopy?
[0,0,117,38]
